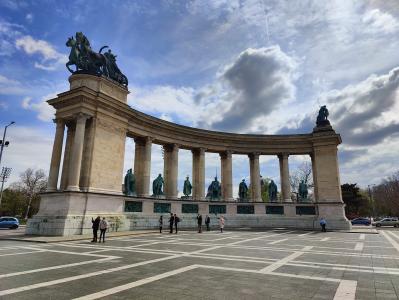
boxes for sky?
[0,0,399,195]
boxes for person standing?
[99,217,108,243]
[159,215,163,233]
[320,217,327,232]
[197,214,203,233]
[219,215,225,233]
[205,215,211,231]
[91,216,101,242]
[174,213,180,234]
[169,213,174,234]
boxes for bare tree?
[289,161,313,193]
[11,168,47,219]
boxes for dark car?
[0,217,19,229]
[351,217,371,226]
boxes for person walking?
[219,215,225,233]
[91,216,101,242]
[205,215,211,231]
[159,215,163,234]
[197,214,203,233]
[320,217,327,232]
[169,213,174,234]
[99,217,108,243]
[174,213,180,234]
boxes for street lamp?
[368,184,376,218]
[0,167,12,207]
[0,121,15,169]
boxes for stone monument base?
[26,192,351,236]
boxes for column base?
[66,185,80,192]
[46,188,57,192]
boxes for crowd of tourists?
[158,213,225,234]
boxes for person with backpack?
[174,213,180,234]
[205,215,211,231]
[320,217,327,232]
[197,214,203,233]
[91,216,101,242]
[99,217,108,243]
[169,213,174,234]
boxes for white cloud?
[362,9,399,34]
[15,35,67,71]
[21,94,56,122]
[25,13,33,23]
[0,74,27,95]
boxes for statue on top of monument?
[152,174,164,196]
[238,179,248,201]
[123,168,136,196]
[65,32,128,87]
[298,180,308,202]
[183,176,192,197]
[206,176,221,201]
[268,180,278,202]
[316,105,330,127]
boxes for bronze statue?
[298,180,308,201]
[183,176,192,196]
[123,168,136,196]
[206,176,221,201]
[65,32,128,87]
[152,174,164,196]
[316,105,330,127]
[268,180,278,202]
[238,179,248,201]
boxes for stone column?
[192,148,205,200]
[279,153,291,202]
[60,123,75,190]
[164,144,179,198]
[310,153,318,202]
[66,114,89,191]
[47,119,65,191]
[140,137,152,197]
[134,137,143,195]
[249,153,261,202]
[220,151,233,201]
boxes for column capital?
[52,118,65,126]
[191,147,206,155]
[134,136,153,145]
[74,113,91,123]
[163,143,179,152]
[278,153,289,159]
[219,150,233,159]
[248,152,260,159]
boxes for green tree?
[341,183,371,218]
[0,188,26,217]
[260,176,270,202]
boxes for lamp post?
[0,167,12,207]
[0,121,15,169]
[368,184,376,218]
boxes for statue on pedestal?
[316,105,330,127]
[183,176,192,197]
[206,177,221,201]
[268,180,278,202]
[65,32,128,86]
[152,174,164,196]
[123,168,136,196]
[298,180,308,202]
[238,179,248,201]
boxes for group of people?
[91,216,108,243]
[158,214,226,234]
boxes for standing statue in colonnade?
[153,174,164,196]
[123,169,136,196]
[183,176,192,197]
[207,177,221,201]
[268,180,278,202]
[238,179,248,202]
[298,180,309,202]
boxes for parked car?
[351,217,371,226]
[0,217,19,229]
[372,218,399,227]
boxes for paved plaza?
[1,229,399,299]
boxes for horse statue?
[65,32,128,87]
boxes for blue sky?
[1,0,399,195]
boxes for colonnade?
[47,115,312,203]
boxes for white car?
[372,218,399,227]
